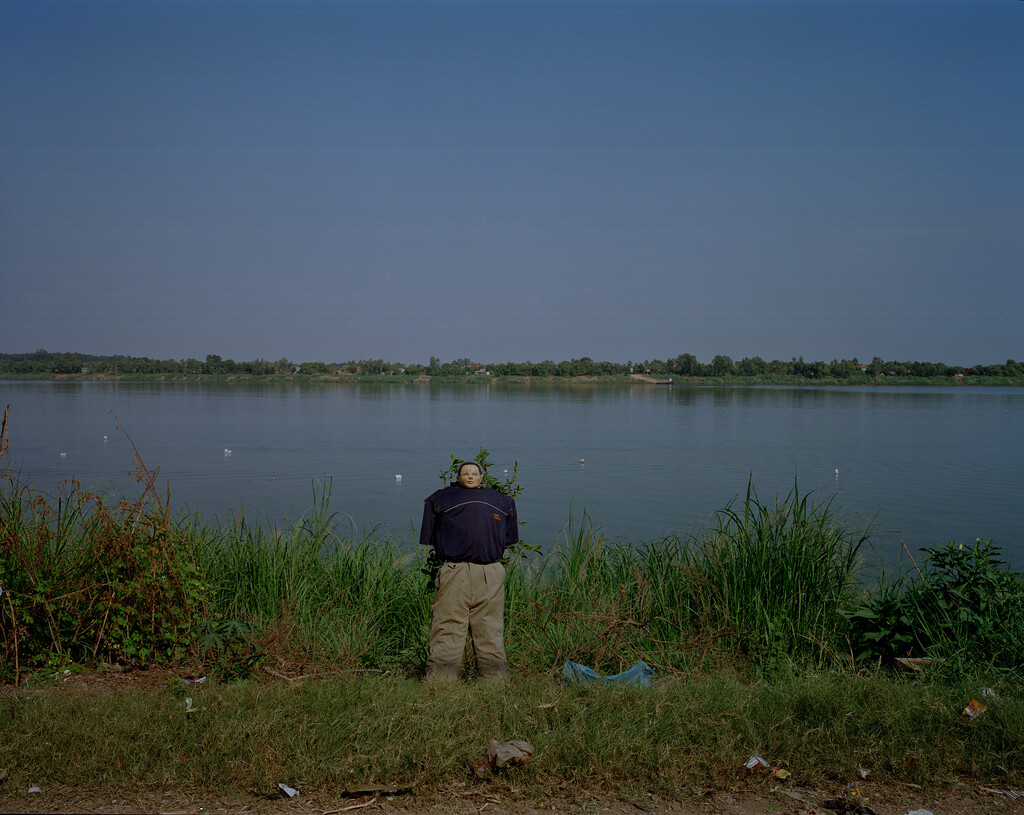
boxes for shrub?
[0,435,206,682]
[844,539,1024,675]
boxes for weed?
[0,423,206,682]
[194,618,264,680]
[845,539,1024,674]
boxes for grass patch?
[1,673,1021,797]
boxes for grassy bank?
[3,455,1023,681]
[3,672,1022,798]
[2,453,1024,800]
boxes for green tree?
[830,358,858,378]
[737,356,768,377]
[53,352,81,373]
[710,355,734,376]
[671,353,700,376]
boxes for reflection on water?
[1,380,1021,566]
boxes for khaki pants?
[426,561,508,681]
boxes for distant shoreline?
[2,372,1022,387]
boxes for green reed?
[191,482,432,673]
[501,483,870,677]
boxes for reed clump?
[190,486,431,674]
[503,481,869,677]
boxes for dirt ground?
[2,669,1021,815]
[2,784,1020,815]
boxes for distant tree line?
[1,349,1022,380]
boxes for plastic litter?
[562,660,654,687]
[745,755,790,781]
[473,739,535,778]
[278,783,299,798]
[184,697,205,714]
[28,786,41,793]
[962,698,988,721]
[982,788,1023,800]
[178,676,207,686]
[779,790,817,807]
[903,810,933,815]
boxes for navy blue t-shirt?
[419,485,519,564]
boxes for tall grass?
[686,480,869,669]
[191,482,431,673]
[503,483,869,677]
[2,430,1019,681]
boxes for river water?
[1,380,1021,566]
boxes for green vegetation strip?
[3,673,1022,796]
[3,442,1024,798]
[3,347,1023,382]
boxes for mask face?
[457,463,482,488]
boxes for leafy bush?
[844,539,1024,674]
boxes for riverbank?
[3,461,1023,810]
[4,457,1023,684]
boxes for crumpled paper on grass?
[473,740,535,778]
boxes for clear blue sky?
[1,0,1021,367]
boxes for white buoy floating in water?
[224,448,232,456]
[395,474,402,481]
[60,452,67,457]
[834,468,839,477]
[579,458,585,465]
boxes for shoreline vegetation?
[2,349,1023,386]
[7,371,1024,388]
[2,428,1023,803]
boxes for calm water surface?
[1,381,1021,566]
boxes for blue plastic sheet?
[561,660,654,687]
